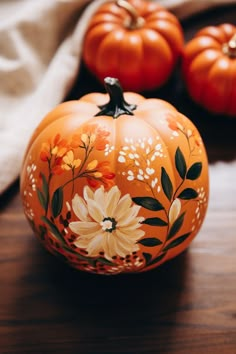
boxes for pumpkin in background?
[182,23,236,117]
[20,77,209,275]
[82,0,184,92]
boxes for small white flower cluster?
[104,143,115,156]
[22,161,37,220]
[118,136,164,193]
[170,131,179,140]
[23,162,37,197]
[197,187,207,206]
[191,186,208,231]
[24,206,35,220]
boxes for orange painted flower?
[166,114,184,132]
[82,124,110,151]
[40,142,51,162]
[70,134,81,149]
[61,150,81,171]
[39,134,71,175]
[86,160,115,189]
[94,127,110,150]
[187,128,201,147]
[166,115,201,148]
[51,157,64,175]
[40,134,69,162]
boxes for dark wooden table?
[1,5,236,354]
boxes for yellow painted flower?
[81,133,89,145]
[69,185,145,260]
[168,198,181,225]
[62,150,81,171]
[87,159,98,171]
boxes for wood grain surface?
[1,4,236,354]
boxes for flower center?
[101,217,117,232]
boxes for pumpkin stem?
[222,33,236,58]
[116,0,145,29]
[95,77,137,119]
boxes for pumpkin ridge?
[203,56,234,113]
[185,51,220,104]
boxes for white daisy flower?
[69,185,145,261]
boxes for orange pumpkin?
[20,77,209,275]
[182,23,236,116]
[82,0,184,92]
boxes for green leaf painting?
[41,216,65,244]
[132,196,164,211]
[51,187,63,218]
[175,147,187,179]
[186,162,202,180]
[37,188,47,211]
[163,233,191,251]
[36,173,49,211]
[146,252,167,266]
[167,212,185,240]
[41,173,49,204]
[161,167,173,201]
[138,238,163,247]
[142,252,152,265]
[178,188,198,200]
[141,217,168,226]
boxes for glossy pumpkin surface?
[182,23,236,116]
[82,0,184,91]
[20,77,209,275]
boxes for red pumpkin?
[182,23,236,116]
[20,77,209,275]
[82,0,184,91]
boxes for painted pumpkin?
[182,23,236,116]
[20,77,209,275]
[82,0,184,92]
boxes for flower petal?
[114,194,132,221]
[74,237,90,249]
[83,185,94,201]
[106,186,121,216]
[86,198,104,222]
[115,231,140,255]
[119,219,144,234]
[102,233,115,260]
[116,227,144,242]
[94,186,106,210]
[71,194,90,221]
[168,198,181,225]
[86,233,104,257]
[117,204,141,226]
[69,221,100,236]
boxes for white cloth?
[0,0,235,194]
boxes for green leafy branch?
[132,146,202,267]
